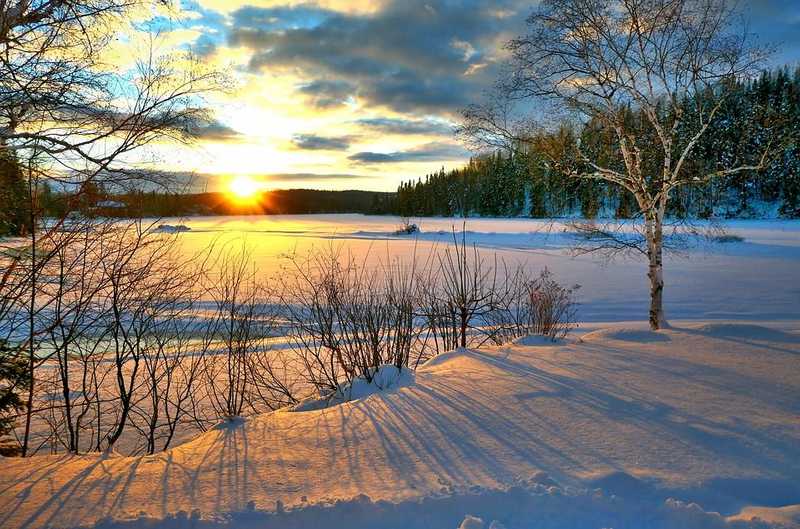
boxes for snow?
[731,504,800,527]
[164,215,800,323]
[290,365,415,412]
[151,224,191,233]
[4,215,799,527]
[2,321,799,529]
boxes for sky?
[122,0,800,193]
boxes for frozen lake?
[167,214,800,323]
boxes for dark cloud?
[297,79,356,108]
[185,120,244,142]
[348,152,396,163]
[348,142,468,164]
[291,134,352,150]
[356,117,454,136]
[230,5,334,31]
[228,1,529,114]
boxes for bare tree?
[99,222,190,450]
[41,221,114,453]
[460,0,771,330]
[0,0,221,455]
[133,307,203,454]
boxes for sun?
[228,175,261,200]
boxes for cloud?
[355,117,454,136]
[188,120,245,142]
[347,152,396,163]
[348,141,468,164]
[264,172,366,181]
[291,134,353,150]
[297,79,356,108]
[227,0,529,113]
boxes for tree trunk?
[460,308,468,348]
[21,175,36,457]
[646,217,667,331]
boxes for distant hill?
[65,189,399,218]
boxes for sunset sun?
[228,175,261,200]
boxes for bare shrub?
[419,229,499,352]
[282,245,423,398]
[246,347,300,412]
[381,253,423,369]
[482,263,536,345]
[39,221,116,453]
[394,217,419,235]
[524,269,579,340]
[197,244,287,421]
[484,265,581,344]
[19,219,210,455]
[7,222,583,451]
[131,304,207,455]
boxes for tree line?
[0,185,396,230]
[398,66,800,220]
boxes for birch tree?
[460,0,771,329]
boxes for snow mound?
[690,323,800,342]
[66,481,783,529]
[418,347,474,369]
[152,224,191,233]
[291,365,414,412]
[512,335,562,346]
[581,327,672,343]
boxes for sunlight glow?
[228,175,261,200]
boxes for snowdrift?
[1,321,799,529]
[290,365,415,412]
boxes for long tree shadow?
[4,326,799,527]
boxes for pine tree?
[0,150,31,236]
[399,67,799,220]
[0,341,30,455]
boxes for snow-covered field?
[2,215,799,529]
[1,321,799,528]
[175,214,800,322]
